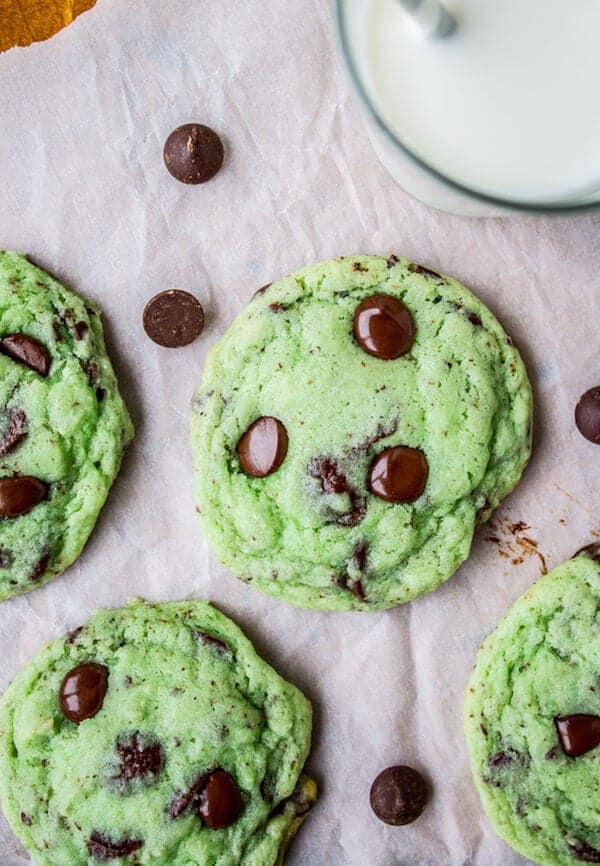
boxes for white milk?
[357,0,600,203]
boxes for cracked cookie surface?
[465,552,600,866]
[0,252,133,600]
[0,600,315,866]
[191,255,532,610]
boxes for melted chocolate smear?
[87,833,144,860]
[169,774,210,819]
[309,457,366,528]
[194,630,232,658]
[569,841,600,863]
[0,409,27,456]
[115,733,164,785]
[360,421,398,451]
[30,551,50,582]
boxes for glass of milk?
[335,0,600,216]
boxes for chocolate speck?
[352,262,368,272]
[253,283,271,298]
[387,255,400,268]
[269,302,288,313]
[20,812,32,826]
[194,630,232,658]
[74,321,88,341]
[409,262,440,279]
[87,832,144,860]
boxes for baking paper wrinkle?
[0,1,599,865]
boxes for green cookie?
[0,252,133,600]
[0,600,316,866]
[191,255,532,610]
[465,548,600,866]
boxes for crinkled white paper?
[1,2,599,863]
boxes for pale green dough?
[465,551,600,866]
[191,255,532,610]
[0,252,133,600]
[0,600,316,866]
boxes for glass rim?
[333,0,600,216]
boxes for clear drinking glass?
[334,0,600,217]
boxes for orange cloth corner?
[0,0,96,51]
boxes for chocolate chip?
[143,290,205,348]
[555,714,600,757]
[198,769,243,830]
[575,542,600,562]
[0,409,27,456]
[194,630,232,657]
[74,321,88,341]
[0,334,50,376]
[409,262,441,279]
[87,833,144,860]
[487,749,521,769]
[309,456,366,527]
[59,662,109,724]
[0,476,48,518]
[169,773,210,819]
[20,812,32,826]
[163,124,224,184]
[353,295,415,360]
[30,551,50,582]
[569,841,600,863]
[111,733,164,791]
[369,766,428,826]
[576,387,600,444]
[237,417,288,477]
[368,447,428,503]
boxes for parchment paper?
[1,2,600,863]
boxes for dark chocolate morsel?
[237,417,288,477]
[575,387,600,444]
[569,841,600,863]
[0,476,48,518]
[198,769,243,830]
[574,542,600,562]
[368,446,428,503]
[555,714,600,757]
[169,773,210,819]
[194,630,232,657]
[59,662,109,724]
[353,295,415,360]
[143,290,205,348]
[0,409,27,456]
[115,733,164,785]
[369,765,428,826]
[87,832,144,860]
[0,334,50,376]
[163,124,224,184]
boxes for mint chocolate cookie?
[191,255,532,610]
[0,252,133,600]
[0,600,316,866]
[465,549,600,866]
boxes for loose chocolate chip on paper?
[143,290,205,348]
[0,476,48,518]
[555,714,600,758]
[59,662,109,724]
[0,334,50,376]
[353,294,415,360]
[370,765,428,826]
[575,387,600,444]
[368,446,428,503]
[237,417,288,478]
[198,769,243,830]
[163,124,224,184]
